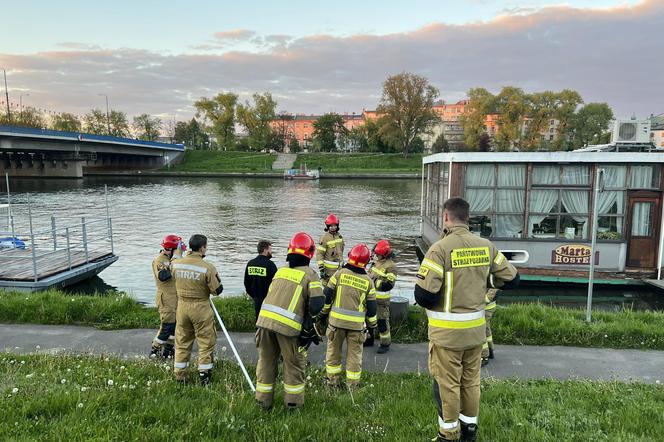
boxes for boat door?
[625,192,660,268]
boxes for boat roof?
[423,151,664,165]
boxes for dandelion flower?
[11,388,18,394]
[222,346,227,352]
[120,366,125,370]
[107,380,114,386]
[77,403,84,408]
[80,387,87,392]
[60,379,67,384]
[25,373,34,379]
[20,361,25,365]
[35,345,41,349]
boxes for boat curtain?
[528,167,559,236]
[630,165,654,188]
[631,202,652,236]
[466,165,494,212]
[495,165,526,237]
[561,166,590,238]
[597,166,627,234]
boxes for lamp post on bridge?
[1,68,10,123]
[19,93,30,121]
[98,93,110,135]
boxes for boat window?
[631,202,653,236]
[600,165,627,189]
[629,165,659,189]
[465,164,526,238]
[532,166,560,185]
[562,165,590,185]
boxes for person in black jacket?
[244,240,278,319]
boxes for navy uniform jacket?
[244,255,278,301]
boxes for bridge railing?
[0,124,184,151]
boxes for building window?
[549,135,554,141]
[529,165,591,240]
[550,119,555,125]
[466,164,525,239]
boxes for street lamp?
[98,93,110,135]
[1,68,9,123]
[19,93,30,120]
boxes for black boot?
[489,347,494,359]
[461,423,478,442]
[162,343,174,359]
[149,344,162,359]
[481,356,490,367]
[377,344,390,354]
[199,370,212,387]
[363,331,375,347]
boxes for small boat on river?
[284,164,320,180]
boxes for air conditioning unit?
[611,119,651,144]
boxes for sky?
[0,0,662,120]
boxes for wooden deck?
[0,247,112,281]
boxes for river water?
[5,176,663,310]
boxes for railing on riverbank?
[0,182,116,285]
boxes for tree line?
[0,73,615,154]
[0,108,169,142]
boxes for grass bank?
[2,353,662,441]
[293,153,422,173]
[1,290,663,350]
[169,151,277,172]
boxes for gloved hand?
[319,267,326,279]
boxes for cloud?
[1,0,662,119]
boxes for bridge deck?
[0,247,112,281]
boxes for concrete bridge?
[0,125,185,178]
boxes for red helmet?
[288,232,316,259]
[161,234,182,251]
[347,243,371,268]
[325,213,340,226]
[374,240,392,257]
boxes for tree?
[478,133,491,152]
[365,118,392,153]
[570,103,614,148]
[431,133,449,153]
[194,92,238,150]
[109,110,130,138]
[174,118,209,149]
[83,109,107,135]
[51,113,82,132]
[288,137,301,153]
[460,88,495,151]
[551,89,583,151]
[14,107,45,129]
[377,72,440,158]
[273,112,294,153]
[312,113,347,152]
[132,113,162,141]
[522,91,557,151]
[493,86,528,151]
[236,92,277,150]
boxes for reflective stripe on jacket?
[415,224,517,350]
[369,257,397,300]
[256,265,324,337]
[316,232,344,268]
[323,268,376,331]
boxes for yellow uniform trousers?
[376,298,391,346]
[325,325,365,387]
[429,343,482,440]
[255,328,306,408]
[174,299,217,380]
[481,305,495,359]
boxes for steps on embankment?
[272,153,297,170]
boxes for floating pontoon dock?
[0,179,118,292]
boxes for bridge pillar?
[0,154,84,178]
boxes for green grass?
[169,151,277,172]
[0,290,256,332]
[293,153,423,173]
[1,353,662,441]
[1,290,664,349]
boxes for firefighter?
[316,213,344,285]
[366,239,397,354]
[319,243,377,388]
[244,240,278,320]
[172,234,224,386]
[150,234,185,359]
[415,197,519,442]
[481,289,499,366]
[255,232,324,409]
